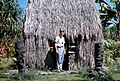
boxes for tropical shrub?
[102,39,120,71]
[0,0,24,60]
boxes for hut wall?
[24,0,103,69]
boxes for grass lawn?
[32,74,85,81]
[0,70,120,81]
[0,73,86,81]
[0,58,120,81]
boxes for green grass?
[0,58,120,81]
[0,74,85,81]
[36,75,83,81]
[0,72,120,81]
[40,74,84,81]
[0,71,120,81]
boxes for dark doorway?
[63,34,69,70]
[46,35,70,71]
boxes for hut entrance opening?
[46,34,79,71]
[63,35,78,70]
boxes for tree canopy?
[0,0,24,39]
[0,0,24,58]
[96,0,120,40]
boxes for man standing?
[55,29,65,72]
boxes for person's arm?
[55,37,58,53]
[55,43,58,53]
[63,37,66,54]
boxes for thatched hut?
[24,0,103,70]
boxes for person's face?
[60,31,64,36]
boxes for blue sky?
[18,0,28,12]
[18,0,113,13]
[96,0,114,10]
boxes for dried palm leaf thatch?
[24,0,103,69]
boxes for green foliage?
[92,74,115,81]
[0,0,24,59]
[76,66,116,81]
[76,66,89,79]
[109,58,120,73]
[102,39,120,67]
[0,0,24,39]
[110,72,120,80]
[96,0,120,40]
[0,58,16,69]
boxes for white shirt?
[55,36,65,47]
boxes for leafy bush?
[76,66,89,79]
[102,39,120,74]
[109,58,120,73]
[91,74,115,81]
[102,39,120,66]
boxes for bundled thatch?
[24,0,103,69]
